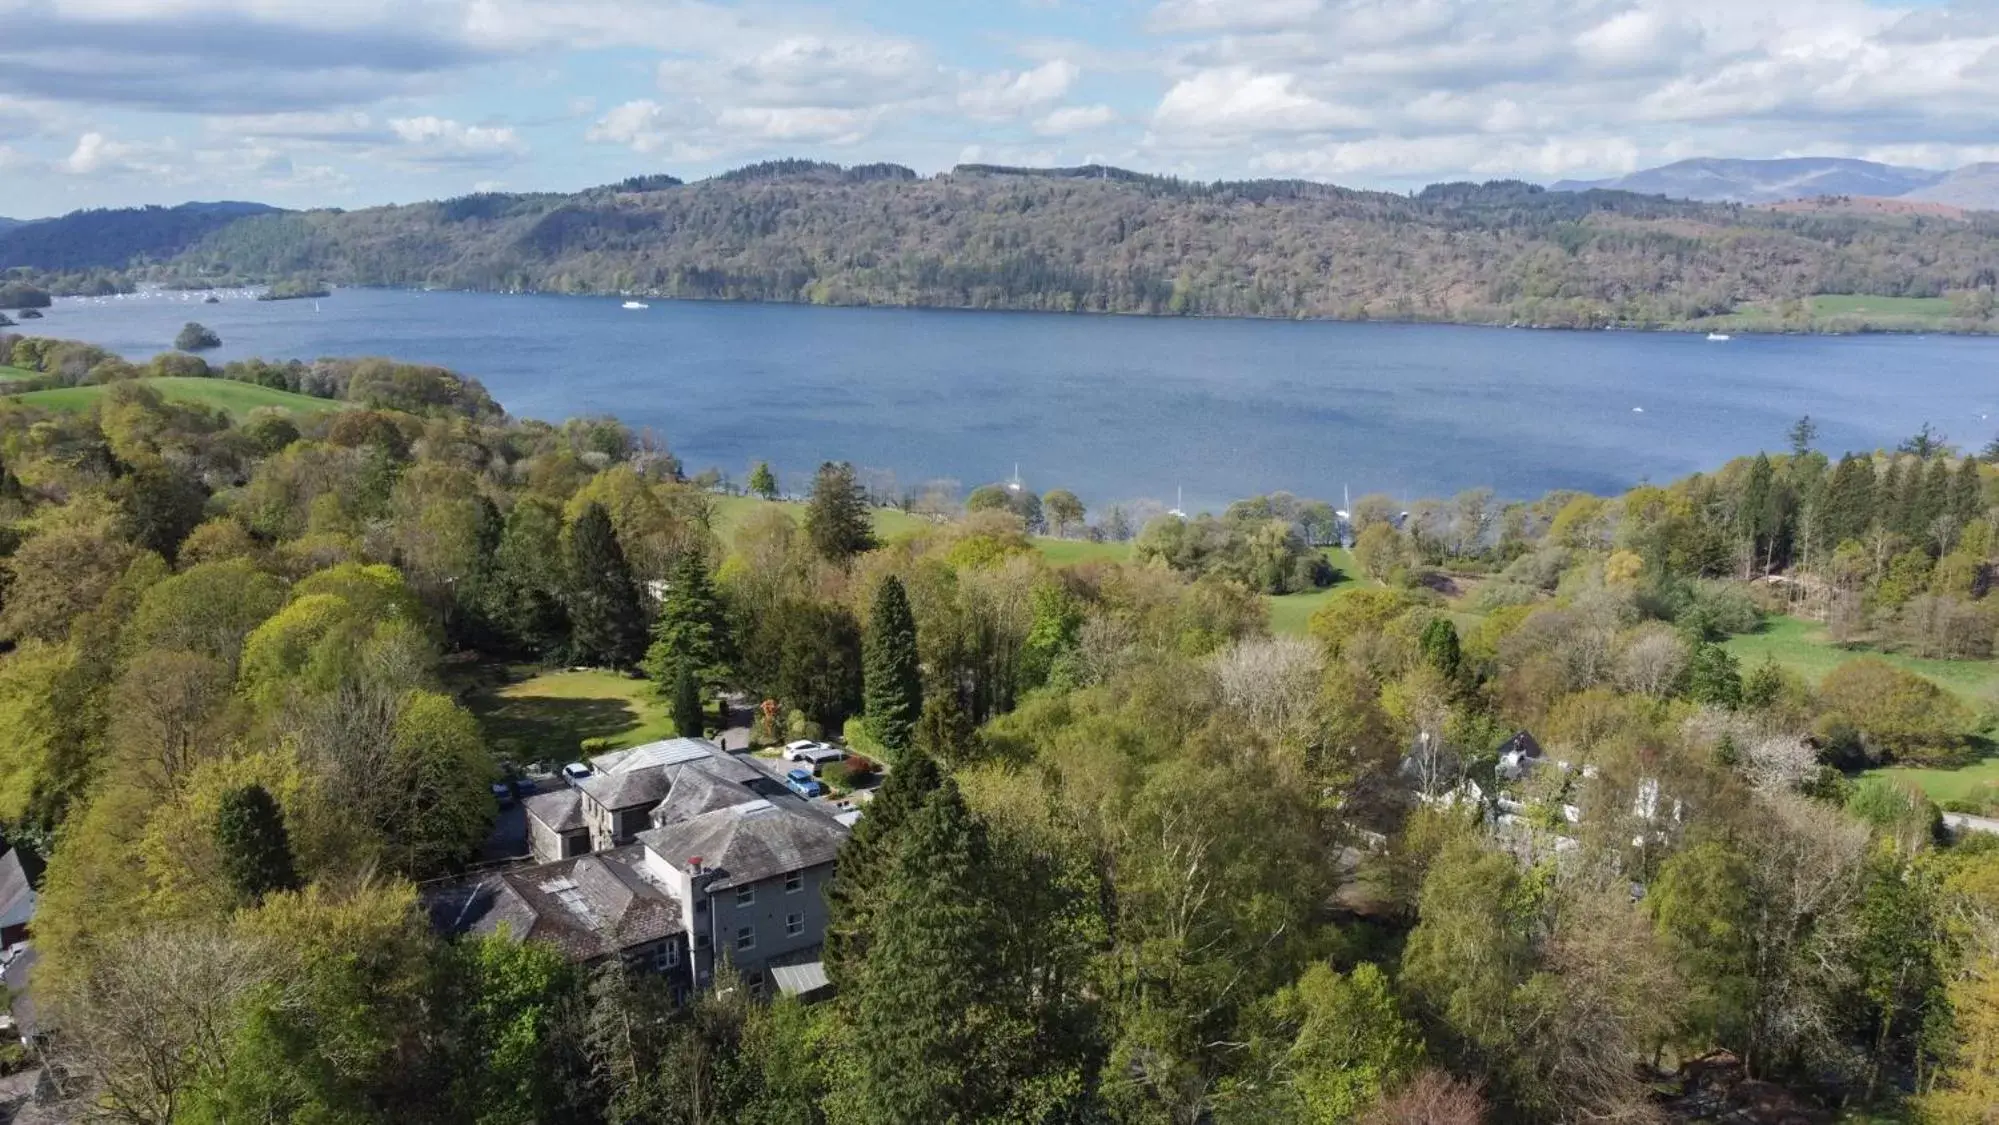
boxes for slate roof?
[581,737,767,812]
[524,789,586,833]
[425,846,683,962]
[638,799,848,890]
[0,849,35,934]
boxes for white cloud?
[62,130,176,176]
[1149,0,1324,34]
[1154,68,1363,137]
[1036,103,1118,135]
[959,59,1080,118]
[386,116,528,165]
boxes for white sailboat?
[1706,332,1731,342]
[622,300,649,310]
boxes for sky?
[0,0,1995,218]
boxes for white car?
[562,762,593,784]
[784,741,847,768]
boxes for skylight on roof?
[733,798,776,817]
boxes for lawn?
[6,376,343,419]
[707,494,932,542]
[461,665,678,767]
[1268,547,1360,636]
[1721,615,1999,706]
[0,364,35,385]
[1863,757,1999,808]
[1806,294,1955,319]
[1035,537,1132,566]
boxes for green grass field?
[5,376,342,419]
[462,665,678,766]
[1722,615,1999,706]
[1268,548,1360,636]
[1863,758,1999,807]
[707,494,933,542]
[1713,293,1962,334]
[0,364,36,385]
[1805,294,1955,319]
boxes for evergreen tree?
[824,750,941,986]
[1879,456,1908,536]
[913,687,980,766]
[215,783,300,904]
[642,552,732,690]
[1917,457,1953,545]
[841,777,1010,1123]
[1787,415,1818,457]
[672,664,704,738]
[1418,617,1461,682]
[862,576,922,756]
[1685,643,1743,709]
[485,496,571,660]
[1951,456,1985,527]
[1742,657,1785,710]
[1819,454,1875,550]
[804,461,877,563]
[748,461,779,501]
[564,502,645,667]
[1898,422,1947,459]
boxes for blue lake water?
[22,287,1999,510]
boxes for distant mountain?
[0,200,283,271]
[1902,163,1999,210]
[0,217,21,233]
[1552,158,1948,205]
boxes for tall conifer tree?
[863,575,922,756]
[215,783,301,904]
[805,461,877,563]
[565,502,645,667]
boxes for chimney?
[689,856,704,876]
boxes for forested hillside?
[11,162,1999,330]
[2,331,1999,1122]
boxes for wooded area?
[0,334,1997,1123]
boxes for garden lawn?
[707,494,932,542]
[1862,757,1999,808]
[6,377,343,419]
[1722,615,1999,707]
[463,665,678,766]
[1268,547,1360,637]
[0,364,35,385]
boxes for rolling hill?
[4,160,1999,331]
[1551,158,1948,204]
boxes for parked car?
[490,781,516,807]
[785,741,847,770]
[512,776,539,798]
[562,762,593,784]
[785,768,824,799]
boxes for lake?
[22,288,1998,511]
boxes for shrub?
[1817,658,1972,766]
[175,321,222,352]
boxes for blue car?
[785,767,824,799]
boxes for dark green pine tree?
[1879,456,1909,536]
[1737,453,1774,563]
[215,783,301,904]
[843,777,1008,1123]
[824,750,941,987]
[1418,616,1461,682]
[862,576,923,757]
[1819,454,1875,550]
[486,496,571,661]
[672,664,704,738]
[804,461,877,563]
[913,688,980,767]
[1685,642,1743,709]
[565,502,646,667]
[1951,455,1985,527]
[643,552,733,690]
[747,461,779,501]
[1916,457,1952,543]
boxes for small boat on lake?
[622,300,649,310]
[1706,332,1731,342]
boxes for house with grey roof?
[446,736,851,1000]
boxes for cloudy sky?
[0,0,1994,218]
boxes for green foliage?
[1419,617,1462,682]
[642,551,732,689]
[1135,510,1333,594]
[1685,642,1744,708]
[671,663,703,737]
[1820,657,1973,766]
[564,502,645,667]
[862,576,923,756]
[174,321,222,352]
[805,461,876,563]
[214,783,300,904]
[748,460,779,500]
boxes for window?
[785,912,804,937]
[784,871,804,894]
[735,885,755,907]
[653,943,681,972]
[695,932,710,949]
[735,926,757,952]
